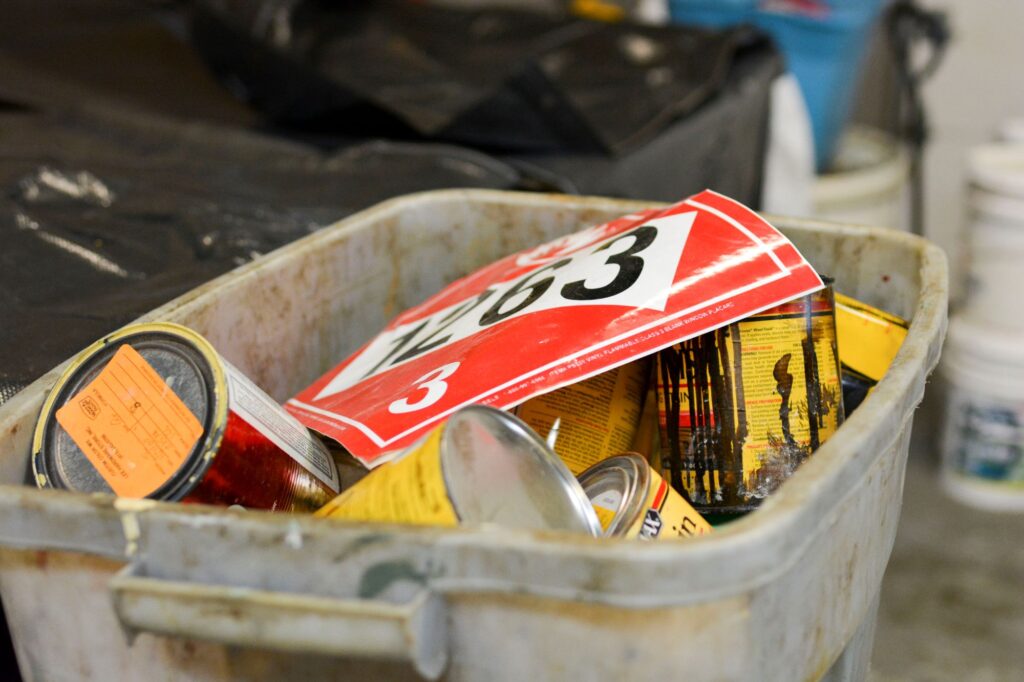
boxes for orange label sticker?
[56,344,203,498]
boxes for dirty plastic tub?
[0,190,947,681]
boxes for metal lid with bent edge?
[31,323,228,500]
[440,406,602,537]
[577,453,651,538]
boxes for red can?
[32,322,339,511]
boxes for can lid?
[32,323,225,499]
[440,406,602,536]
[577,454,650,537]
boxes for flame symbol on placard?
[79,396,100,420]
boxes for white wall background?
[920,1,1024,301]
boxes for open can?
[317,405,602,536]
[579,453,712,540]
[32,322,340,511]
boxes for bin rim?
[0,188,948,609]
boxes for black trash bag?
[191,0,770,155]
[504,34,782,203]
[0,103,521,404]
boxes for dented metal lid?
[441,406,602,536]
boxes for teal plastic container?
[669,0,886,170]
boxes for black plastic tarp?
[0,0,782,404]
[0,98,522,403]
[192,0,777,155]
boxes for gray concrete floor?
[871,449,1024,681]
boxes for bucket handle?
[108,564,448,679]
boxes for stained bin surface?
[0,190,945,681]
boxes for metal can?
[32,322,340,511]
[656,285,843,512]
[834,292,909,416]
[316,405,602,535]
[579,453,712,540]
[513,359,651,475]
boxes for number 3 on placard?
[388,362,461,414]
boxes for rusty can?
[656,284,843,512]
[32,322,340,511]
[316,405,602,535]
[513,358,651,475]
[579,453,712,540]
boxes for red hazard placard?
[287,190,822,466]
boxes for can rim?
[31,322,229,500]
[441,406,603,536]
[578,453,651,537]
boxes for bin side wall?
[0,549,230,682]
[751,424,911,680]
[0,544,758,682]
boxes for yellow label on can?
[515,361,648,475]
[656,289,842,508]
[835,292,909,383]
[315,425,458,525]
[631,466,712,540]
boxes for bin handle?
[108,564,448,679]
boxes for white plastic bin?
[0,190,947,681]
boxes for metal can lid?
[32,323,226,499]
[440,406,602,536]
[577,454,651,538]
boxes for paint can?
[316,405,603,535]
[939,315,1024,511]
[32,322,340,511]
[513,359,650,475]
[579,453,711,540]
[655,284,843,512]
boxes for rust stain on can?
[656,285,843,512]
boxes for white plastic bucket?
[813,126,910,231]
[997,118,1024,143]
[966,144,1024,329]
[939,314,1024,511]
